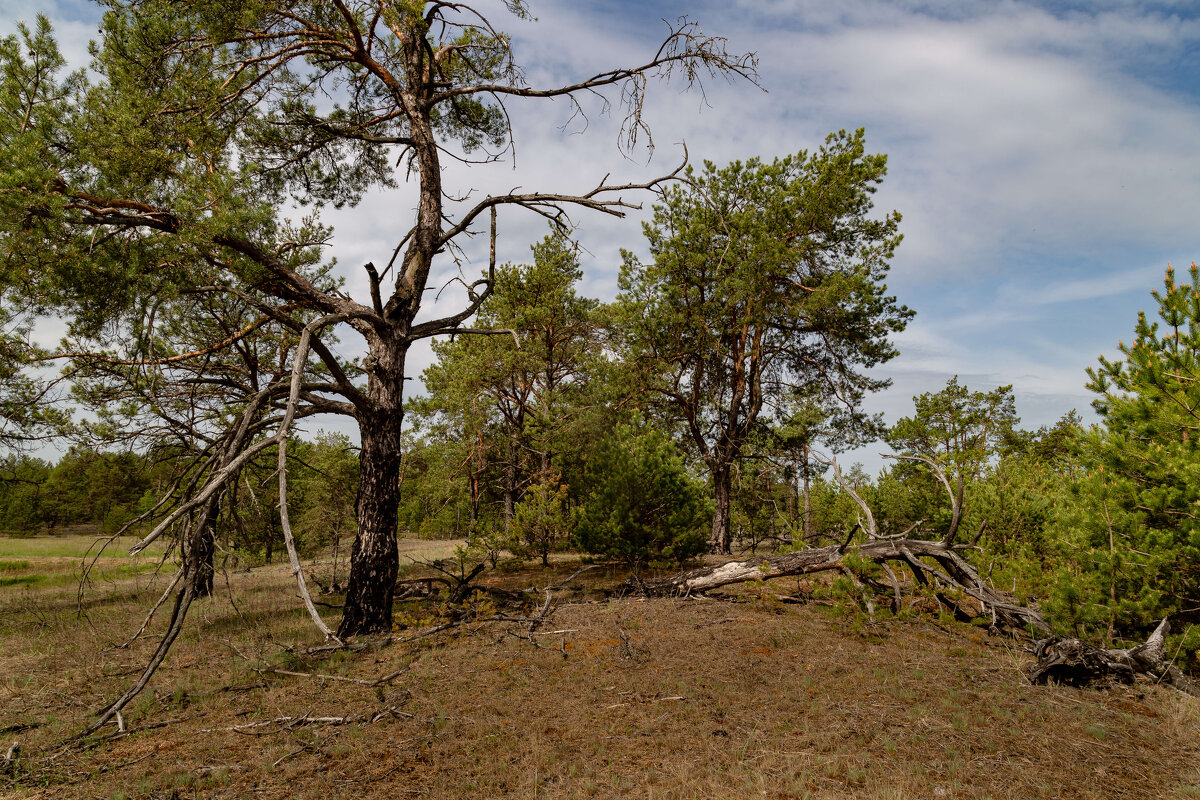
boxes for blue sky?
[5,0,1200,469]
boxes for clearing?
[0,535,1197,799]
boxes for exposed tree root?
[1029,618,1200,698]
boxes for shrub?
[509,473,573,567]
[575,424,710,565]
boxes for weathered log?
[637,536,1050,635]
[632,454,1049,636]
[1028,618,1200,697]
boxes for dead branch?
[549,564,601,590]
[529,589,553,633]
[254,666,408,687]
[110,567,185,650]
[275,316,346,642]
[2,742,18,775]
[636,455,1050,636]
[205,705,411,734]
[303,622,459,655]
[885,454,964,544]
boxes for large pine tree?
[615,130,911,553]
[0,4,756,641]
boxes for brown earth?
[0,543,1197,799]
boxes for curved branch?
[276,315,344,642]
[435,152,687,252]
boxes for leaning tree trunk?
[186,497,217,598]
[188,528,214,598]
[338,340,406,638]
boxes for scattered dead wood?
[638,537,1048,633]
[303,622,459,655]
[1028,618,1200,697]
[549,564,602,590]
[205,705,411,734]
[636,455,1050,636]
[300,595,560,656]
[253,666,409,687]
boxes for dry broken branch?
[636,455,1051,636]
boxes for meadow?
[0,535,1197,799]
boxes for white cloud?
[13,0,1200,457]
[689,0,1200,282]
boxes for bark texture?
[338,388,404,637]
[710,466,733,554]
[1028,618,1200,697]
[186,500,217,599]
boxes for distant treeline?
[0,434,359,562]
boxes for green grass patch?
[0,559,31,572]
[0,534,163,560]
[0,574,41,588]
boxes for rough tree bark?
[337,327,407,636]
[339,404,404,637]
[186,502,217,599]
[710,464,734,554]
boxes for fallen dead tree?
[1028,618,1200,698]
[635,456,1051,636]
[640,536,1049,634]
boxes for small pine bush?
[575,424,710,565]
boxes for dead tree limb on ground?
[1028,618,1200,698]
[638,537,1048,634]
[635,456,1050,636]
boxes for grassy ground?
[0,535,1197,799]
[0,534,167,592]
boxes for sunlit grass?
[1,539,1196,799]
[0,533,165,560]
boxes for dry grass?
[0,538,1197,800]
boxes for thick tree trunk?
[710,465,733,555]
[338,411,403,636]
[338,338,406,638]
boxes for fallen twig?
[303,622,458,655]
[256,666,408,687]
[548,564,601,590]
[210,705,411,734]
[2,742,18,775]
[98,752,155,773]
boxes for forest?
[0,2,1198,795]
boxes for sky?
[4,0,1200,471]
